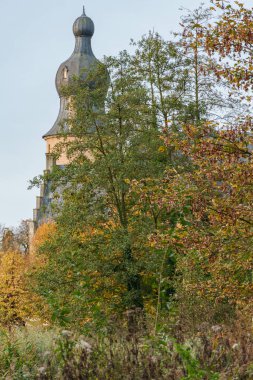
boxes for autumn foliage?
[1,1,253,378]
[207,0,253,91]
[0,251,37,327]
[31,222,56,254]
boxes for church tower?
[32,8,107,228]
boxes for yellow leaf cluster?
[0,251,39,326]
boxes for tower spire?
[83,5,86,15]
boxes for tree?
[15,220,30,255]
[159,120,252,329]
[130,32,187,130]
[1,221,31,255]
[206,0,253,92]
[2,229,16,253]
[176,5,241,125]
[31,222,56,254]
[0,251,37,327]
[31,52,173,329]
[150,0,253,330]
[0,224,5,250]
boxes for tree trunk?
[123,243,145,333]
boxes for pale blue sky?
[0,0,251,226]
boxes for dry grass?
[0,315,252,380]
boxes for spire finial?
[83,5,86,15]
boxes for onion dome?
[44,7,107,138]
[73,7,95,37]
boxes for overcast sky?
[0,0,251,227]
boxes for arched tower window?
[63,66,69,80]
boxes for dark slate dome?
[54,7,98,95]
[73,9,95,37]
[44,7,108,138]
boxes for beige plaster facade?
[44,135,75,166]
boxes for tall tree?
[177,5,241,124]
[15,220,30,255]
[31,54,170,328]
[2,229,16,253]
[131,32,187,130]
[206,0,253,92]
[0,251,38,327]
[150,0,253,330]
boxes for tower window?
[63,66,69,80]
